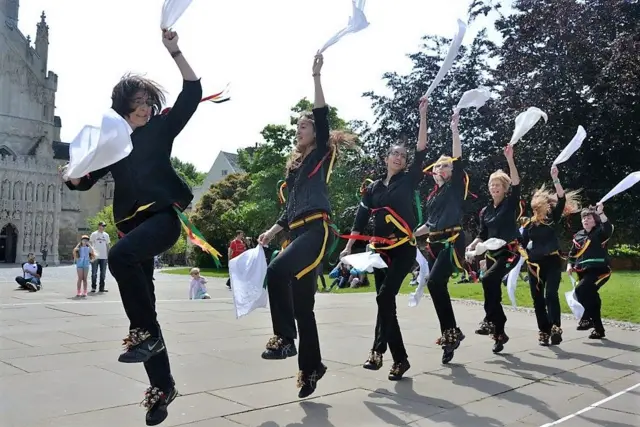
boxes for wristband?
[552,179,560,184]
[171,50,182,58]
[312,73,320,77]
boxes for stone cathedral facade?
[0,2,114,265]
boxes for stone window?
[0,146,15,157]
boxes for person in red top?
[226,230,246,288]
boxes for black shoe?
[492,333,509,353]
[441,327,465,364]
[90,288,96,293]
[363,350,383,370]
[297,363,327,398]
[388,359,410,381]
[577,318,593,331]
[99,288,108,293]
[143,386,178,426]
[261,336,297,360]
[550,325,563,345]
[538,331,550,347]
[588,329,606,339]
[475,321,494,335]
[118,329,166,363]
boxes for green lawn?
[163,268,640,323]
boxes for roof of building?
[221,151,241,172]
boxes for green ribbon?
[172,206,221,268]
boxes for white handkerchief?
[229,246,269,319]
[161,0,194,29]
[565,275,585,320]
[506,256,525,308]
[341,251,387,273]
[553,126,587,165]
[425,19,467,97]
[599,171,640,204]
[318,0,369,54]
[509,107,548,146]
[64,109,133,180]
[408,248,431,307]
[454,86,492,113]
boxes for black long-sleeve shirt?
[478,184,521,244]
[521,195,566,261]
[568,220,614,269]
[424,158,466,232]
[352,149,427,237]
[66,79,202,227]
[276,106,332,229]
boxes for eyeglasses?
[389,150,407,159]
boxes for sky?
[17,0,491,172]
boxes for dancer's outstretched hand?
[451,111,460,130]
[312,53,323,76]
[162,29,180,53]
[58,164,80,185]
[419,97,428,117]
[339,248,351,259]
[258,231,273,246]
[595,202,604,215]
[551,165,559,179]
[503,144,514,160]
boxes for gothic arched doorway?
[0,224,18,263]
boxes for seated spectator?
[15,252,42,292]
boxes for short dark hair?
[111,73,165,118]
[580,207,600,223]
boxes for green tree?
[355,29,498,233]
[237,98,365,237]
[469,0,640,242]
[87,204,119,243]
[171,157,206,188]
[189,173,251,267]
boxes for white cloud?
[18,0,471,171]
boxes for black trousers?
[371,243,414,363]
[528,254,562,333]
[482,248,521,335]
[266,219,331,372]
[425,232,465,333]
[575,266,610,332]
[109,208,181,391]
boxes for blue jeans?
[91,258,108,290]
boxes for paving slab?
[0,265,638,426]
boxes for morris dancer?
[566,203,613,339]
[64,30,199,426]
[466,145,521,353]
[257,54,356,398]
[521,165,581,346]
[341,98,428,380]
[414,111,467,364]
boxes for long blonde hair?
[530,184,582,223]
[285,111,357,175]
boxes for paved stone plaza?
[0,266,638,426]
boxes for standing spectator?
[89,221,111,293]
[41,244,49,267]
[226,230,247,289]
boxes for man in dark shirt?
[62,30,200,426]
[466,145,521,354]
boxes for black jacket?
[568,220,614,269]
[352,149,427,237]
[66,79,202,229]
[276,106,332,229]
